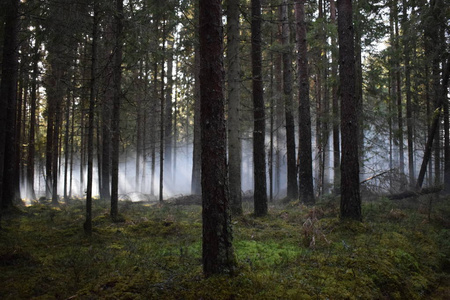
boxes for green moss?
[0,197,449,299]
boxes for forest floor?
[1,193,450,299]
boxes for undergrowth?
[0,195,449,299]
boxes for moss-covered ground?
[1,195,450,299]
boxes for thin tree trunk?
[416,108,442,190]
[402,0,415,188]
[63,87,71,202]
[191,0,202,195]
[159,19,166,202]
[164,39,174,190]
[27,41,39,201]
[330,0,340,193]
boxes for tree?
[199,0,235,276]
[227,0,242,215]
[281,0,298,201]
[191,0,202,195]
[251,0,268,216]
[110,0,123,221]
[330,0,340,193]
[337,0,361,221]
[0,0,20,211]
[295,0,314,205]
[84,0,99,236]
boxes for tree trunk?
[85,2,98,235]
[111,0,123,221]
[251,0,268,216]
[164,39,174,188]
[27,41,39,201]
[199,0,235,277]
[295,0,315,205]
[159,19,166,203]
[227,0,242,215]
[0,0,20,211]
[281,0,298,200]
[402,0,415,188]
[330,0,340,193]
[337,0,361,221]
[191,0,202,195]
[63,84,71,202]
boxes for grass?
[0,195,449,299]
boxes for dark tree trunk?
[111,0,123,221]
[227,0,242,215]
[51,86,62,205]
[84,1,98,236]
[100,20,114,202]
[0,0,20,211]
[416,108,442,190]
[63,86,71,202]
[281,0,298,201]
[442,60,450,192]
[295,0,315,205]
[251,0,268,216]
[337,0,361,221]
[27,41,39,201]
[199,0,235,277]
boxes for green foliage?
[1,197,450,299]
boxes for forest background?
[1,0,450,298]
[0,0,449,210]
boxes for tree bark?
[252,0,268,216]
[281,0,298,201]
[199,0,235,276]
[111,0,123,221]
[164,39,174,187]
[85,2,98,235]
[227,0,242,215]
[295,0,315,205]
[27,40,39,201]
[337,0,361,221]
[0,0,20,211]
